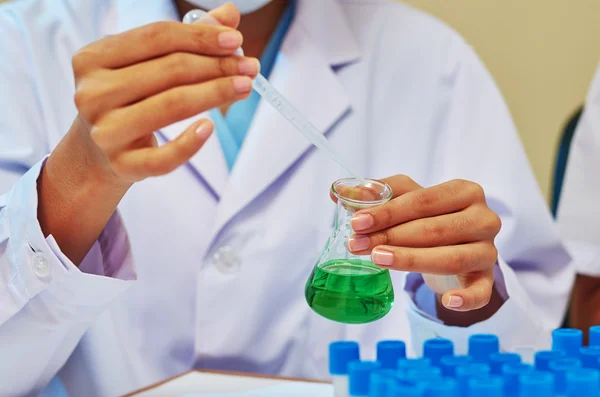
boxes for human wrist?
[42,120,131,209]
[37,118,131,264]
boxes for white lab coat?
[0,0,573,396]
[558,65,600,275]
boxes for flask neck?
[318,178,393,266]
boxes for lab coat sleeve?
[0,7,136,395]
[556,66,600,276]
[402,36,574,355]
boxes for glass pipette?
[183,10,366,183]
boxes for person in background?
[0,0,573,395]
[557,65,600,337]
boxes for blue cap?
[566,368,600,397]
[404,367,442,385]
[579,346,600,369]
[467,375,503,397]
[456,364,490,394]
[468,334,499,362]
[348,360,381,396]
[534,350,566,371]
[519,371,554,397]
[501,362,534,396]
[424,377,458,397]
[548,357,582,394]
[439,355,472,377]
[369,369,398,397]
[589,326,600,346]
[398,357,431,377]
[387,379,425,397]
[552,328,583,358]
[423,339,454,367]
[488,352,521,375]
[329,341,360,375]
[377,340,407,369]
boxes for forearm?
[570,274,600,342]
[38,116,130,265]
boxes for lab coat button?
[213,245,241,273]
[31,252,51,279]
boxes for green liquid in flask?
[305,259,394,324]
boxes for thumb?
[207,3,241,29]
[440,270,494,312]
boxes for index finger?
[379,175,422,198]
[352,179,478,233]
[75,22,242,70]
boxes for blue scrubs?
[209,0,296,171]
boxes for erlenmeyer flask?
[305,178,395,324]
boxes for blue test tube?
[468,334,499,363]
[534,350,566,371]
[580,346,600,369]
[502,362,534,396]
[398,358,431,379]
[455,363,490,395]
[552,328,583,358]
[565,368,600,397]
[423,377,458,397]
[488,352,521,375]
[519,371,554,397]
[329,341,360,397]
[387,379,424,397]
[439,355,472,377]
[348,361,381,397]
[369,369,397,397]
[467,375,503,397]
[548,357,582,394]
[376,340,406,370]
[423,339,454,367]
[589,326,600,346]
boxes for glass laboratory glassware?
[305,178,395,324]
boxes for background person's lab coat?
[558,65,600,274]
[0,0,573,395]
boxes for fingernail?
[371,248,394,267]
[351,213,374,231]
[444,295,464,309]
[218,31,242,49]
[195,122,213,140]
[348,235,370,251]
[239,58,260,76]
[233,76,252,93]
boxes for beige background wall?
[1,0,599,201]
[402,0,600,201]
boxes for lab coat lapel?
[211,0,361,235]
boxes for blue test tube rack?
[330,327,600,397]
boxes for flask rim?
[331,178,393,208]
